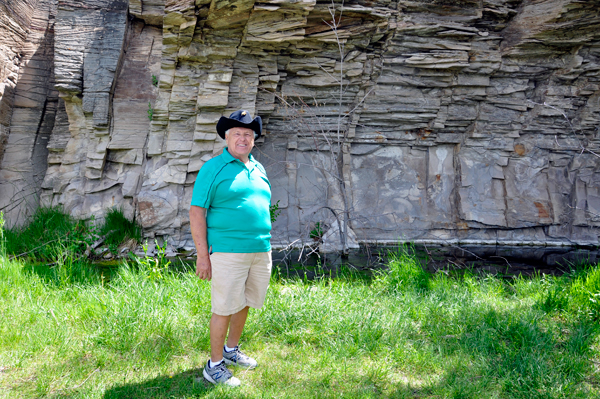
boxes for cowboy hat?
[216,110,262,140]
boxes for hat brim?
[216,116,262,139]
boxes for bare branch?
[528,100,600,159]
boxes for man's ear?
[254,132,258,140]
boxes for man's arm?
[190,205,211,280]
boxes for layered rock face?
[0,0,56,219]
[0,1,32,159]
[0,0,36,158]
[1,0,599,250]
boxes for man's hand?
[196,254,212,280]
[190,206,211,280]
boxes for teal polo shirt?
[191,148,272,253]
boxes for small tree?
[269,0,375,255]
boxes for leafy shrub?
[270,200,281,223]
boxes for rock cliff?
[1,0,599,251]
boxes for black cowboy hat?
[216,110,262,140]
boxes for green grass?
[4,207,93,260]
[5,206,141,261]
[99,207,142,255]
[0,214,599,397]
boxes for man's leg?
[210,306,249,360]
[222,306,257,369]
[226,306,249,348]
[205,312,241,387]
[210,313,231,362]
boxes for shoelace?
[210,363,230,380]
[227,347,241,361]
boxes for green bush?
[270,200,281,223]
[4,207,141,261]
[2,207,104,286]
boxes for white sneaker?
[203,361,241,387]
[223,346,258,369]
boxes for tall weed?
[536,274,569,314]
[569,263,600,320]
[377,244,430,292]
[4,207,95,260]
[125,240,172,282]
[46,240,99,287]
[4,207,141,261]
[99,207,141,254]
[534,264,600,320]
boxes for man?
[189,110,272,387]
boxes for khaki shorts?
[210,251,272,316]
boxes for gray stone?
[2,0,600,250]
[319,219,360,253]
[138,186,179,229]
[458,147,507,227]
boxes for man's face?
[225,127,255,161]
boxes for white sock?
[224,344,237,353]
[208,359,223,368]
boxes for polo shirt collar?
[223,147,256,166]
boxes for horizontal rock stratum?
[1,0,599,251]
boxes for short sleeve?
[253,160,271,189]
[190,158,224,208]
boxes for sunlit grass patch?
[0,236,599,398]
